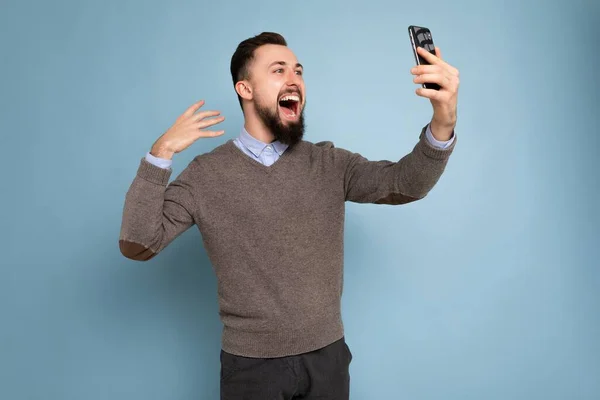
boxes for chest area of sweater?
[196,165,345,226]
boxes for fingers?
[413,73,450,88]
[411,53,460,93]
[193,129,225,140]
[411,68,457,91]
[176,100,226,128]
[416,46,440,64]
[193,110,222,122]
[411,64,442,76]
[175,100,204,124]
[181,100,205,119]
[196,114,225,130]
[412,62,458,78]
[199,130,225,137]
[180,101,226,139]
[415,87,444,101]
[416,47,459,76]
[415,82,458,100]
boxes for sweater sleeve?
[118,157,198,261]
[341,125,456,205]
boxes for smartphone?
[408,25,440,90]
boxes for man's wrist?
[429,119,455,142]
[150,142,174,160]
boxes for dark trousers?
[220,336,353,399]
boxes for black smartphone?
[408,25,440,90]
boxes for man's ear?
[235,81,253,101]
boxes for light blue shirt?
[145,124,454,169]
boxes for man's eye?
[275,69,283,73]
[295,70,303,75]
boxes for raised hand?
[411,46,459,141]
[150,100,225,159]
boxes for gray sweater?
[119,125,456,358]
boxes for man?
[119,32,459,399]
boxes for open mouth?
[278,94,300,120]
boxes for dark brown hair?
[230,32,287,110]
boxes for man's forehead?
[255,44,299,66]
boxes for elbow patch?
[119,240,157,261]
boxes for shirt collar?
[238,127,288,157]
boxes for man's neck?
[243,112,275,144]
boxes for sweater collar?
[238,127,288,157]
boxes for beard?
[255,99,305,148]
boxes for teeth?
[280,95,300,102]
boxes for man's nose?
[286,71,302,86]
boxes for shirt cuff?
[145,152,173,169]
[425,124,455,149]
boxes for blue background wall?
[1,0,598,398]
